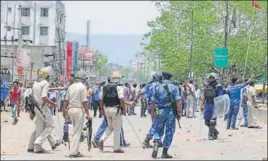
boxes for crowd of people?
[0,66,264,158]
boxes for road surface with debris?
[1,108,267,160]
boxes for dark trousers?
[140,99,147,117]
[50,98,56,115]
[92,99,101,118]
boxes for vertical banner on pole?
[72,41,79,73]
[66,41,73,81]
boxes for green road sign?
[214,48,228,67]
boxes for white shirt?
[65,82,87,108]
[23,88,32,100]
[32,80,49,107]
[186,83,196,95]
[195,88,201,98]
[247,86,256,105]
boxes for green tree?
[142,1,267,81]
[94,50,108,77]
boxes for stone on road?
[1,109,267,160]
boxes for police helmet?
[111,71,122,83]
[162,71,173,80]
[74,71,87,82]
[37,66,54,81]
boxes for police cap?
[162,71,173,80]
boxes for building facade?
[0,1,66,82]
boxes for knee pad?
[210,119,217,126]
[205,120,210,126]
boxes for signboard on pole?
[15,49,31,68]
[66,41,73,81]
[80,49,94,65]
[72,41,80,73]
[214,48,228,67]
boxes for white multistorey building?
[0,1,65,82]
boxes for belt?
[158,106,173,110]
[106,105,120,108]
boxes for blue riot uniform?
[227,83,247,129]
[140,81,164,148]
[151,78,180,158]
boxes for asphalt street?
[1,107,267,160]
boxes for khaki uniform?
[32,80,56,152]
[65,82,88,155]
[247,86,258,127]
[100,85,124,150]
[186,84,195,118]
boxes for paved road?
[1,108,267,160]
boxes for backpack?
[204,84,217,100]
[103,83,120,107]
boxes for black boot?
[161,148,173,158]
[208,127,214,140]
[213,128,219,140]
[142,135,153,149]
[152,142,159,158]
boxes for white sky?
[63,1,160,35]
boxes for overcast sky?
[63,1,160,35]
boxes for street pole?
[189,9,194,79]
[223,0,229,77]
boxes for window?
[8,7,12,12]
[21,8,30,17]
[40,27,48,36]
[40,8,49,17]
[21,26,30,35]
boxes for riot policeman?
[151,72,182,158]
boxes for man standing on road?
[200,74,220,140]
[87,86,93,110]
[247,81,261,129]
[92,85,101,118]
[240,79,250,127]
[97,71,126,153]
[9,81,21,125]
[186,79,196,118]
[92,77,131,149]
[150,72,181,158]
[123,83,131,115]
[134,72,164,149]
[31,66,59,153]
[130,83,137,115]
[63,71,91,158]
[195,84,201,112]
[227,74,255,130]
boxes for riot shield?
[213,94,230,118]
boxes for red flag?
[252,0,261,9]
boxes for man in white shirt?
[30,66,59,153]
[195,84,201,112]
[97,71,126,153]
[186,79,196,118]
[63,71,91,158]
[247,81,261,129]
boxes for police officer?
[30,66,59,153]
[134,72,164,149]
[97,71,127,153]
[92,77,130,148]
[200,74,221,140]
[151,72,182,158]
[63,71,91,158]
[140,83,148,117]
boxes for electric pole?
[223,0,229,76]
